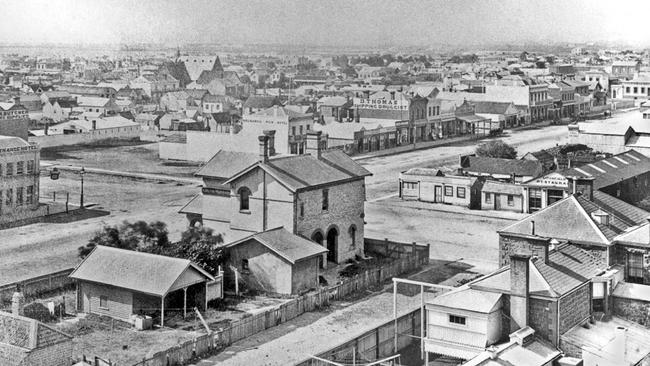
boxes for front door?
[326,228,338,263]
[494,194,501,210]
[434,186,442,203]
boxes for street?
[0,124,567,285]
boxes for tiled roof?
[464,156,543,178]
[225,150,371,192]
[533,244,606,296]
[195,150,259,179]
[69,246,214,296]
[226,227,327,264]
[561,150,650,190]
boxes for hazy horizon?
[3,0,650,48]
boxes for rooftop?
[226,227,328,264]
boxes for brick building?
[181,130,372,265]
[0,100,29,140]
[0,136,40,223]
[0,309,72,366]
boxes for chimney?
[509,254,530,333]
[263,130,276,156]
[530,220,535,236]
[305,130,322,158]
[258,135,269,163]
[12,286,25,316]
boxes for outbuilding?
[69,246,218,327]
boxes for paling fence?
[0,268,75,306]
[130,240,429,366]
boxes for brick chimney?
[12,285,25,316]
[258,135,269,163]
[305,131,322,158]
[509,254,530,333]
[263,130,276,156]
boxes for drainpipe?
[263,170,267,231]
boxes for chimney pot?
[12,287,25,316]
[305,131,323,158]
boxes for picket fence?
[130,245,429,366]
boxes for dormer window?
[238,187,251,211]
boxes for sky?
[2,0,650,47]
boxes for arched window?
[349,225,357,248]
[238,187,251,211]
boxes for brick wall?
[0,118,29,141]
[0,343,28,366]
[26,338,72,366]
[498,234,549,267]
[613,296,650,326]
[559,283,591,335]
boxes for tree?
[173,227,227,275]
[78,220,170,258]
[475,140,518,159]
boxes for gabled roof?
[482,181,524,195]
[472,101,516,115]
[470,244,605,298]
[195,150,259,179]
[0,310,71,350]
[243,95,281,109]
[225,227,327,264]
[463,156,543,178]
[0,135,31,148]
[428,287,502,313]
[76,96,111,107]
[562,150,650,190]
[224,150,372,192]
[69,246,214,297]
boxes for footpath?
[370,195,527,222]
[40,161,202,185]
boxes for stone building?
[180,130,372,265]
[0,307,72,366]
[0,100,29,140]
[0,136,40,223]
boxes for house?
[180,131,372,265]
[242,95,281,114]
[223,227,328,294]
[135,112,162,130]
[398,168,480,208]
[480,180,525,213]
[202,94,236,114]
[42,98,78,122]
[76,96,119,116]
[0,309,72,366]
[69,246,218,327]
[424,244,606,361]
[459,155,544,183]
[472,101,518,129]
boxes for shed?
[224,227,328,295]
[69,246,217,327]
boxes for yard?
[40,140,200,178]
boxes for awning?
[424,338,483,360]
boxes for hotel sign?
[353,98,409,111]
[527,173,568,188]
[0,145,38,153]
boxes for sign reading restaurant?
[526,172,568,188]
[353,97,409,111]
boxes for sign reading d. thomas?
[353,98,408,111]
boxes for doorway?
[326,227,338,263]
[434,185,442,203]
[494,194,501,210]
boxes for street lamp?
[79,167,85,209]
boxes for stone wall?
[559,283,591,334]
[26,338,72,366]
[529,297,556,345]
[498,234,550,267]
[613,296,650,326]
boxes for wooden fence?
[131,241,429,366]
[0,268,75,306]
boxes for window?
[16,187,23,206]
[300,202,304,217]
[238,187,251,211]
[547,189,564,206]
[26,161,34,174]
[528,188,542,212]
[457,187,466,199]
[349,225,357,248]
[626,87,631,93]
[507,195,514,206]
[6,162,13,176]
[634,87,639,94]
[26,186,33,205]
[242,259,249,271]
[322,189,329,211]
[627,251,645,284]
[5,188,12,206]
[449,314,466,325]
[485,193,491,203]
[16,161,23,175]
[444,186,453,197]
[403,182,417,190]
[299,125,303,135]
[99,295,108,309]
[306,124,310,131]
[292,126,296,136]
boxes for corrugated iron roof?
[69,246,214,297]
[562,150,650,190]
